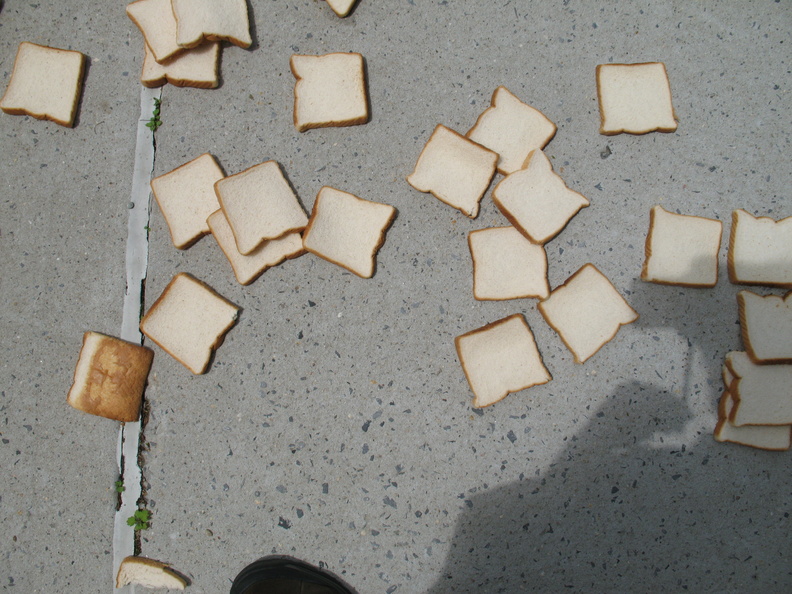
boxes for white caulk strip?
[113,86,160,592]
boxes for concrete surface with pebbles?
[1,1,791,592]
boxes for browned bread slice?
[302,187,396,278]
[641,205,723,287]
[455,314,551,408]
[150,153,224,249]
[0,42,85,127]
[290,52,369,132]
[738,290,792,364]
[596,62,677,135]
[140,273,239,374]
[468,226,549,300]
[467,86,557,175]
[728,209,792,287]
[116,556,187,590]
[492,150,589,244]
[207,209,305,285]
[538,264,638,363]
[407,124,497,219]
[67,332,153,422]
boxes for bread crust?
[714,391,792,451]
[738,290,792,365]
[728,209,792,288]
[596,62,678,136]
[116,555,188,589]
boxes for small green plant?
[114,480,125,493]
[146,97,162,132]
[127,509,151,531]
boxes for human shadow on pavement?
[427,277,791,592]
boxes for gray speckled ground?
[1,1,791,592]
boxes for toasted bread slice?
[171,0,252,49]
[290,52,369,132]
[455,314,551,408]
[215,161,308,255]
[126,0,183,63]
[468,226,549,300]
[150,153,224,249]
[492,150,589,244]
[538,264,638,363]
[596,62,677,135]
[325,0,358,17]
[714,391,791,451]
[467,86,557,175]
[116,556,187,590]
[725,351,792,426]
[141,41,220,89]
[641,205,723,287]
[303,187,396,278]
[407,124,497,219]
[140,273,239,374]
[738,290,792,364]
[0,42,85,127]
[67,332,153,422]
[728,209,792,288]
[207,209,305,285]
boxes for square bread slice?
[641,205,723,287]
[0,42,85,127]
[468,226,549,300]
[492,150,589,244]
[215,161,308,255]
[407,124,498,219]
[728,209,792,288]
[738,290,792,364]
[538,264,639,364]
[150,153,224,249]
[325,0,358,17]
[596,62,677,135]
[455,314,551,408]
[725,351,792,426]
[126,0,183,63]
[714,391,791,451]
[141,41,220,89]
[67,332,154,422]
[302,186,397,278]
[140,273,239,374]
[171,0,252,49]
[290,52,369,132]
[467,86,557,175]
[207,209,305,285]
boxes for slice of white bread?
[492,150,589,244]
[116,556,187,590]
[171,0,252,49]
[468,226,549,301]
[290,52,369,132]
[725,351,792,426]
[407,124,498,219]
[140,273,239,374]
[326,0,358,17]
[728,209,792,287]
[596,62,677,135]
[714,391,791,451]
[141,41,220,89]
[455,314,551,408]
[126,0,183,63]
[0,42,85,127]
[738,290,792,364]
[215,161,308,255]
[467,86,557,175]
[67,332,154,422]
[207,209,305,285]
[150,153,224,249]
[538,264,639,364]
[302,187,397,278]
[641,205,723,287]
